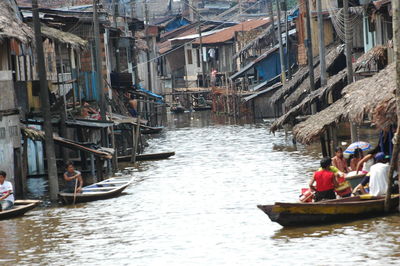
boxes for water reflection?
[1,111,399,265]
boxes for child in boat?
[63,161,83,193]
[349,148,363,171]
[332,147,349,173]
[309,157,339,202]
[355,146,380,174]
[0,171,14,211]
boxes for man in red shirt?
[309,157,339,202]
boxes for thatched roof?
[39,24,88,50]
[233,25,274,59]
[270,70,347,133]
[283,45,346,109]
[293,63,396,144]
[0,1,33,43]
[270,60,317,104]
[354,45,388,74]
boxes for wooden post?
[304,0,316,114]
[284,0,291,79]
[385,0,400,212]
[317,0,327,87]
[276,0,286,84]
[267,0,276,45]
[32,0,59,200]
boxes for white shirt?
[362,158,374,172]
[0,181,14,203]
[369,163,396,196]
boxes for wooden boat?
[345,173,366,188]
[257,194,400,227]
[59,178,133,204]
[170,104,185,113]
[0,200,41,220]
[193,105,212,111]
[141,126,163,135]
[117,151,175,162]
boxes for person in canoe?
[63,162,83,193]
[309,157,339,201]
[332,147,349,174]
[368,152,397,196]
[355,146,380,174]
[0,171,14,211]
[349,148,363,171]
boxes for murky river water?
[1,111,400,265]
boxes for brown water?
[1,111,400,265]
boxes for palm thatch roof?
[39,24,88,50]
[283,45,346,109]
[270,70,347,133]
[354,45,388,74]
[0,1,33,43]
[293,63,396,144]
[270,60,317,104]
[233,25,274,60]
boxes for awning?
[242,83,282,102]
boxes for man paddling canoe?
[63,161,83,193]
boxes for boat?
[257,194,400,227]
[345,173,366,188]
[59,178,133,204]
[141,126,163,135]
[0,200,41,220]
[117,151,175,162]
[170,104,185,113]
[193,105,212,111]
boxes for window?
[187,49,193,65]
[0,128,5,139]
[196,49,200,68]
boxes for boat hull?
[0,200,41,220]
[59,179,132,204]
[118,152,175,162]
[258,195,399,227]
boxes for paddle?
[72,177,78,205]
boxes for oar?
[72,177,78,205]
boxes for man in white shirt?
[0,170,14,211]
[369,152,396,196]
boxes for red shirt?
[314,170,335,192]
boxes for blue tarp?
[165,17,191,32]
[254,48,296,81]
[288,8,299,22]
[138,85,164,103]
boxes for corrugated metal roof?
[193,19,270,45]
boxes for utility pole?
[317,0,326,87]
[198,15,206,87]
[284,0,291,79]
[93,0,107,145]
[267,0,276,45]
[343,0,357,142]
[385,0,400,212]
[32,0,59,201]
[304,0,315,113]
[276,0,286,84]
[145,0,152,91]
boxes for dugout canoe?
[141,126,163,135]
[193,105,211,111]
[0,200,41,220]
[171,105,185,113]
[257,194,400,227]
[118,151,175,162]
[59,178,133,204]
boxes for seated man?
[0,171,14,211]
[309,157,339,202]
[63,161,83,193]
[369,152,395,196]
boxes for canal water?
[1,111,400,265]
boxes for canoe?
[59,178,133,204]
[0,200,41,220]
[118,151,175,162]
[257,194,400,227]
[141,126,163,135]
[193,105,211,111]
[171,106,185,113]
[345,173,366,188]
